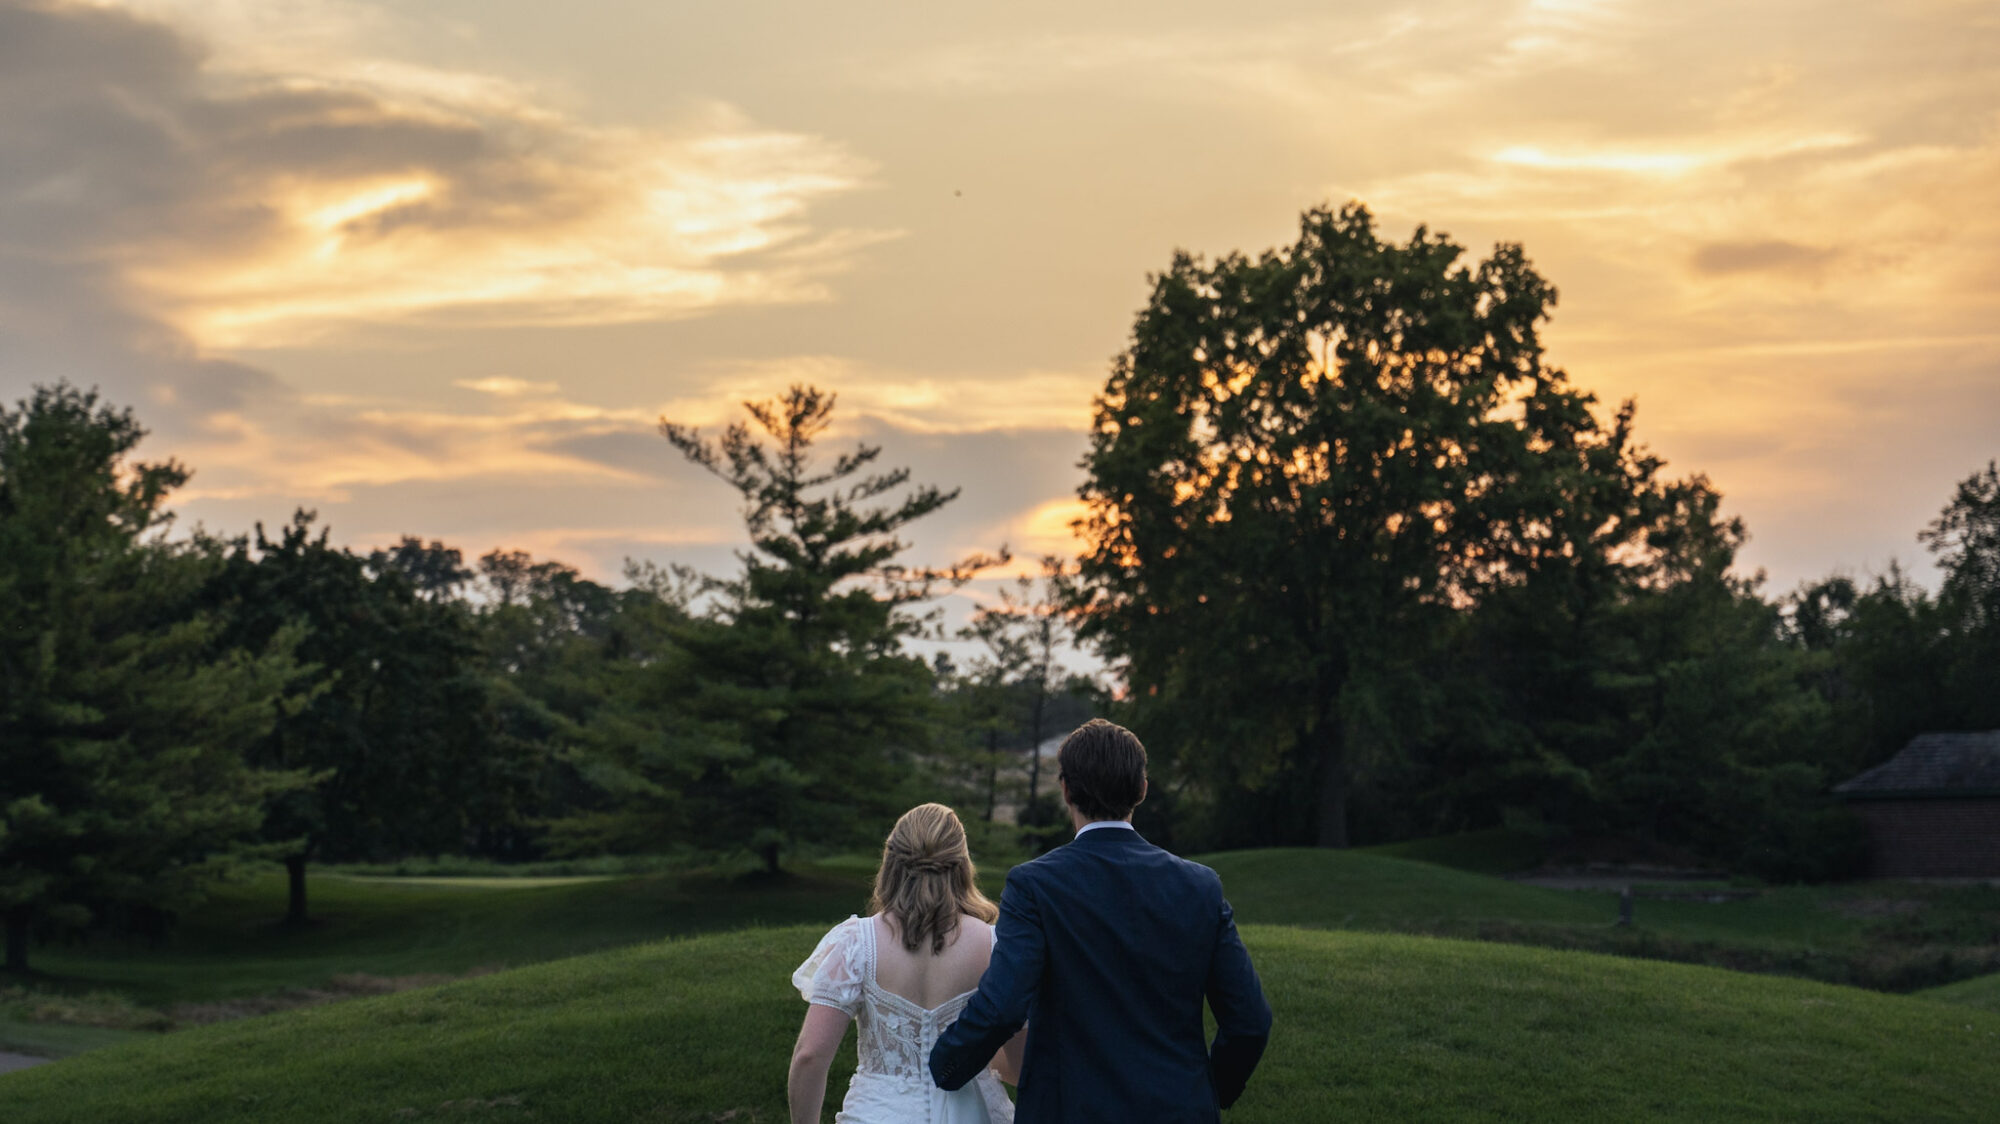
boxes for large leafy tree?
[1919,461,2000,728]
[368,536,474,603]
[0,384,308,971]
[1074,203,1675,847]
[1579,489,1856,878]
[207,512,513,923]
[468,549,658,860]
[571,385,998,871]
[1789,461,2000,773]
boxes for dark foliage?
[205,511,522,922]
[0,384,309,969]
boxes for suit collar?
[1070,823,1148,848]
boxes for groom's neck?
[1069,807,1134,833]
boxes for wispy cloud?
[6,1,890,355]
[4,0,1995,597]
[455,377,560,397]
[658,358,1099,434]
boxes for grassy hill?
[1922,971,2000,1015]
[8,844,1993,1054]
[5,924,1998,1123]
[22,866,881,1008]
[1358,826,1549,874]
[2,865,883,1059]
[1204,847,2000,990]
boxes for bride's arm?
[788,1004,851,1124]
[993,1026,1028,1085]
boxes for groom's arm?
[1204,897,1272,1109]
[929,870,1046,1091]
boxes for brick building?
[1834,731,2000,878]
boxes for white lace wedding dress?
[793,915,1016,1124]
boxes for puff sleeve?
[792,915,865,1017]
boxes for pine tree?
[0,384,309,972]
[567,385,1000,871]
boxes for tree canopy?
[207,511,517,923]
[0,384,309,971]
[565,385,1001,871]
[1074,203,1677,847]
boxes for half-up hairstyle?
[870,803,998,954]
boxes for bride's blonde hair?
[870,803,998,954]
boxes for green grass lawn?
[1211,846,1870,947]
[10,847,1994,1024]
[0,1018,150,1060]
[5,924,1998,1123]
[20,866,882,1009]
[1920,970,2000,1015]
[1204,848,2000,989]
[1358,827,1548,875]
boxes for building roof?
[1835,731,2000,798]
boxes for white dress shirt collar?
[1074,819,1136,837]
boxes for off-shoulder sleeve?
[792,915,865,1016]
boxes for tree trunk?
[4,906,29,974]
[1027,691,1047,806]
[760,840,782,875]
[285,854,310,926]
[983,728,999,822]
[1313,720,1350,848]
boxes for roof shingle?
[1835,731,2000,797]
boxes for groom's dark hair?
[1057,719,1148,821]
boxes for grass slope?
[1921,971,2000,1015]
[5,925,1998,1123]
[7,844,1993,1062]
[24,867,880,1007]
[14,848,1994,1025]
[0,1018,148,1059]
[1359,828,1548,875]
[0,866,880,1057]
[1204,848,2000,989]
[1208,847,1878,949]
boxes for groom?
[930,719,1271,1121]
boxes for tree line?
[1077,204,2000,877]
[3,203,1995,972]
[0,383,1078,972]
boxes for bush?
[1015,794,1069,855]
[1732,800,1871,884]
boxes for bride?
[789,803,1022,1124]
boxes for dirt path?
[0,1050,50,1075]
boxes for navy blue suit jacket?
[929,826,1271,1123]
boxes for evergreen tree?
[0,384,308,971]
[569,385,999,871]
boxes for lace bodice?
[793,915,979,1080]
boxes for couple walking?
[788,719,1273,1123]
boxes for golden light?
[1491,146,1705,176]
[303,178,436,234]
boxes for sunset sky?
[3,0,1996,614]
